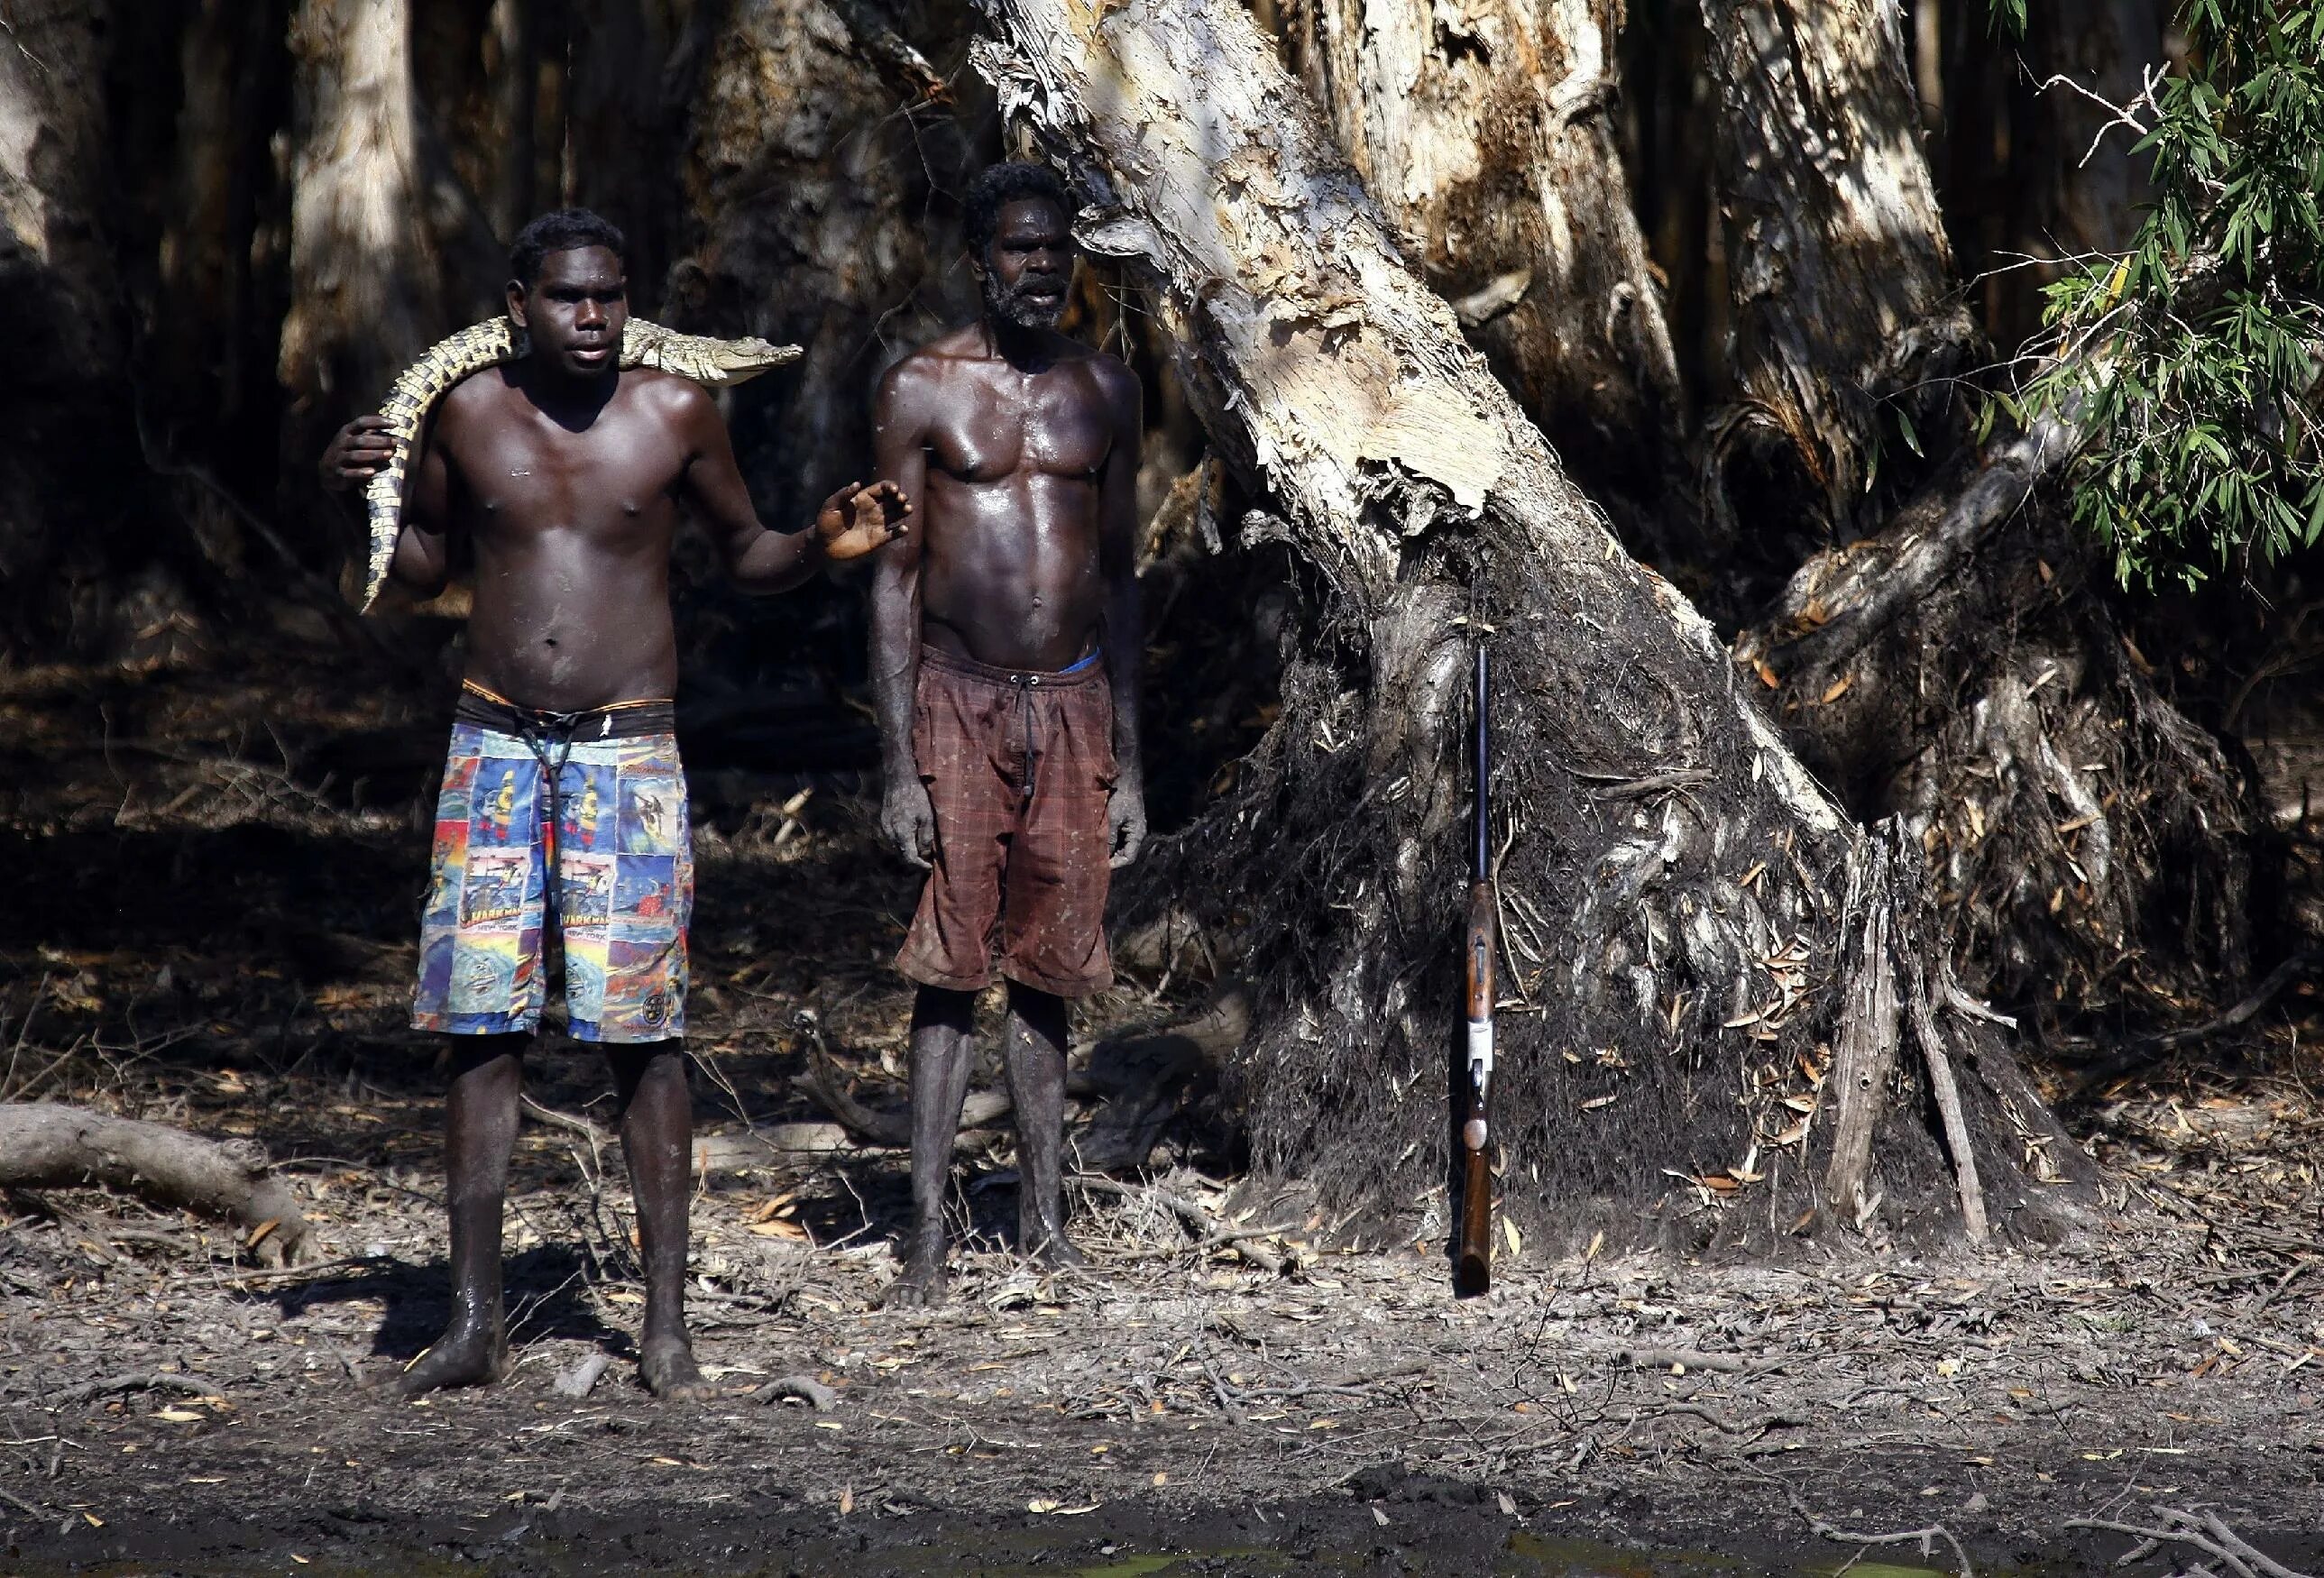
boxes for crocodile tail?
[358,319,519,612]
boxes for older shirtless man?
[321,209,905,1396]
[870,162,1145,1305]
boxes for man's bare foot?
[396,1320,509,1395]
[638,1330,715,1402]
[878,1254,949,1307]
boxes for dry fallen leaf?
[1502,1217,1522,1256]
[153,1408,204,1424]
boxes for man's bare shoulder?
[621,365,718,418]
[1078,347,1141,423]
[434,366,512,425]
[882,326,986,387]
[876,334,976,417]
[1079,346,1139,397]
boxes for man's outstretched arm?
[869,360,935,868]
[675,384,908,594]
[1098,362,1146,868]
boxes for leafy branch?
[1994,0,2324,589]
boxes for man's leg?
[879,986,978,1306]
[606,1041,713,1401]
[1003,981,1084,1268]
[400,1033,527,1394]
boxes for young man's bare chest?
[441,381,689,546]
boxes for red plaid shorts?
[896,645,1116,997]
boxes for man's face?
[508,245,628,379]
[980,197,1073,332]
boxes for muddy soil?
[5,656,2324,1576]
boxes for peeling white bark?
[1284,0,1683,451]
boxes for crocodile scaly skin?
[358,318,801,611]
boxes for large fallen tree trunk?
[0,1104,313,1262]
[971,0,2090,1248]
[1275,0,1685,515]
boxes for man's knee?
[1005,980,1067,1037]
[446,1033,528,1084]
[912,985,978,1035]
[605,1038,688,1098]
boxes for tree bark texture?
[666,0,990,531]
[0,1104,313,1262]
[0,0,221,656]
[1276,0,1685,505]
[971,0,2086,1244]
[279,0,442,425]
[1700,0,1979,528]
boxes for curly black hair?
[964,161,1072,261]
[510,209,627,287]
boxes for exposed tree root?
[1738,418,2261,1037]
[0,1103,311,1263]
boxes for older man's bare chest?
[925,362,1114,490]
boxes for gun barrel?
[1472,646,1490,884]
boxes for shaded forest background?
[3,0,2319,1236]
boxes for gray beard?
[984,275,1064,332]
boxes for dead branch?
[48,1371,215,1409]
[1613,1348,1768,1375]
[2067,1508,2313,1578]
[754,1374,839,1410]
[1906,949,1990,1243]
[1791,1491,1976,1578]
[553,1353,610,1399]
[0,1103,310,1262]
[2069,950,2322,1098]
[1070,1175,1286,1275]
[520,1096,857,1169]
[792,1009,1010,1145]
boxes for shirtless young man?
[320,209,906,1396]
[869,163,1145,1306]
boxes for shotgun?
[1455,644,1494,1297]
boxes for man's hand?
[815,480,912,562]
[320,414,395,492]
[883,775,937,869]
[1107,783,1147,869]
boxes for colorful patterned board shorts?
[413,719,692,1042]
[896,645,1116,998]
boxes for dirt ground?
[5,653,2324,1576]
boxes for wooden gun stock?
[1455,880,1494,1295]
